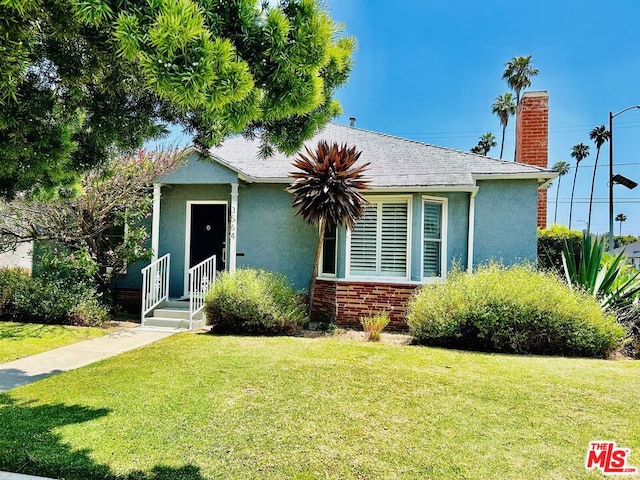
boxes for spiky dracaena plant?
[289,141,370,314]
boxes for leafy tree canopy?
[0,0,354,198]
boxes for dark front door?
[189,204,226,271]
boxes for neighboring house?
[0,242,33,271]
[614,241,640,270]
[116,91,555,329]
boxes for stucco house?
[116,91,555,329]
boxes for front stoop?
[143,300,206,330]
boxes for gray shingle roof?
[207,123,554,188]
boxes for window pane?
[321,224,336,275]
[423,201,442,277]
[350,204,377,274]
[423,241,441,277]
[380,202,408,276]
[424,203,441,239]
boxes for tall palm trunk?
[499,124,506,159]
[586,147,601,234]
[307,216,326,316]
[553,175,563,224]
[568,165,580,230]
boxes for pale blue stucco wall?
[236,183,317,291]
[472,179,538,265]
[158,153,239,184]
[115,165,539,295]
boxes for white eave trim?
[472,172,556,182]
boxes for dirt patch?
[302,328,415,346]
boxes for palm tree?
[616,213,627,235]
[586,125,611,233]
[502,55,539,105]
[568,143,590,230]
[551,160,570,224]
[470,132,497,156]
[491,93,516,159]
[289,141,370,314]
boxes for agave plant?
[562,234,640,311]
[289,140,370,314]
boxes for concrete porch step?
[143,317,206,330]
[163,299,191,309]
[152,308,190,319]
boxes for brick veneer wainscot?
[312,279,420,331]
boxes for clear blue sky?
[325,0,640,236]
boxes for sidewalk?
[0,472,56,480]
[0,326,179,393]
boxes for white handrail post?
[141,253,171,325]
[188,254,217,329]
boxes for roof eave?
[473,171,558,188]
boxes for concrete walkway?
[0,326,179,393]
[0,472,56,480]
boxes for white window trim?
[318,222,338,278]
[345,195,412,281]
[183,200,228,296]
[421,195,448,281]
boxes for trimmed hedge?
[406,264,626,357]
[205,269,306,335]
[538,224,582,272]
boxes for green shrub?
[205,269,306,335]
[406,264,626,357]
[0,268,31,317]
[0,267,109,326]
[538,224,582,272]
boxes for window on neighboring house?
[349,199,410,278]
[319,223,337,276]
[423,197,446,279]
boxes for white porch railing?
[188,255,216,329]
[141,253,170,323]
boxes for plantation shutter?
[350,204,378,274]
[423,201,442,277]
[380,202,408,276]
[350,200,409,277]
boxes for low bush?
[205,269,306,335]
[0,268,31,317]
[0,267,109,326]
[361,312,390,342]
[406,264,626,357]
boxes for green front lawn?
[1,334,639,479]
[0,322,106,363]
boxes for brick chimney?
[515,91,549,228]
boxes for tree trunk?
[307,216,326,317]
[587,148,601,234]
[568,165,580,230]
[554,175,562,224]
[499,124,506,159]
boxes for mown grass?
[1,333,639,479]
[0,321,106,363]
